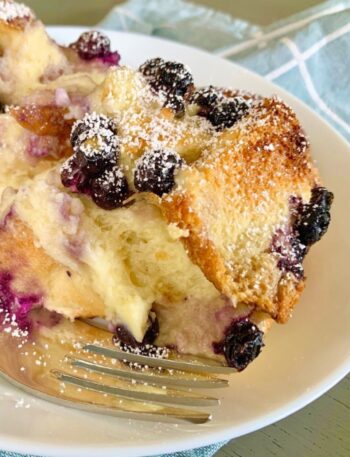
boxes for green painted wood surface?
[216,377,350,457]
[23,1,350,456]
[25,0,323,26]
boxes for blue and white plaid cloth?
[102,0,350,143]
[2,1,349,457]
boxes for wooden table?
[25,1,350,456]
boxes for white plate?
[1,27,349,457]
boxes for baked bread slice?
[161,97,316,323]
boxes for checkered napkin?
[101,0,350,143]
[2,1,349,457]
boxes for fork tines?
[84,343,235,374]
[66,355,229,389]
[48,341,232,423]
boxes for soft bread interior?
[10,169,220,341]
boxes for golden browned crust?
[161,98,318,322]
[0,216,105,318]
[276,276,305,323]
[161,192,230,295]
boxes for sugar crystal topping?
[115,340,169,360]
[0,0,34,23]
[71,31,110,55]
[134,148,183,196]
[71,111,118,159]
[94,165,124,187]
[69,30,120,63]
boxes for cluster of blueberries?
[61,113,129,210]
[139,56,250,127]
[60,49,253,210]
[60,111,184,209]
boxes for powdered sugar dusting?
[94,165,124,188]
[71,111,118,159]
[71,31,110,57]
[139,58,193,113]
[115,339,169,359]
[114,339,169,370]
[0,0,34,23]
[134,148,183,196]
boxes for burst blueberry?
[70,31,116,61]
[295,187,333,247]
[60,155,90,193]
[114,314,159,347]
[222,319,264,371]
[142,313,160,345]
[271,227,306,279]
[134,149,183,197]
[114,324,138,347]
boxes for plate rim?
[0,25,349,457]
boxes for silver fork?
[0,318,233,424]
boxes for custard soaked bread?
[0,0,120,190]
[0,5,333,370]
[0,1,120,105]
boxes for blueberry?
[163,94,186,117]
[139,57,165,79]
[91,166,129,210]
[189,88,253,127]
[73,150,112,176]
[62,114,126,208]
[189,86,224,116]
[60,155,90,193]
[70,31,111,60]
[134,149,183,197]
[272,188,333,279]
[207,98,249,130]
[295,128,309,154]
[114,325,138,347]
[71,112,117,151]
[295,187,333,247]
[222,319,264,371]
[155,61,193,97]
[70,112,119,175]
[142,314,159,345]
[114,315,159,347]
[70,118,90,151]
[139,58,193,113]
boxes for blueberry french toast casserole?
[0,1,333,371]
